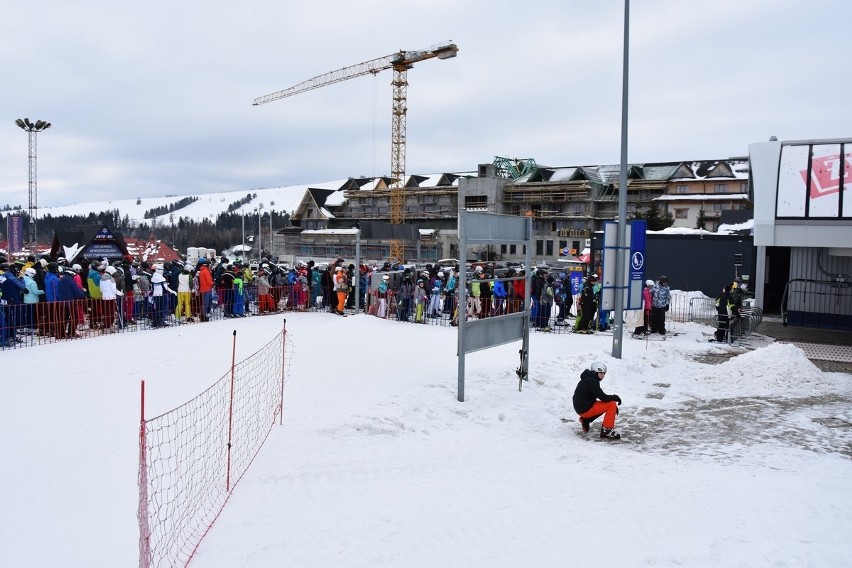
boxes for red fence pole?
[138,380,151,568]
[225,330,237,493]
[280,319,287,426]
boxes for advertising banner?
[6,214,24,254]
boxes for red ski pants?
[578,401,618,429]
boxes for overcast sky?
[2,0,848,208]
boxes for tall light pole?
[256,204,263,260]
[611,0,630,359]
[15,118,51,252]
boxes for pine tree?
[629,202,674,231]
[696,208,707,231]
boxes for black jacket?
[580,281,597,309]
[572,369,619,414]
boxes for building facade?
[749,137,852,328]
[277,156,754,268]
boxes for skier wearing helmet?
[572,361,623,439]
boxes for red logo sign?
[801,154,851,199]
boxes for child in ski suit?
[334,267,348,315]
[377,275,390,318]
[176,264,193,321]
[232,271,246,317]
[428,274,443,318]
[414,281,428,323]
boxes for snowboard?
[631,332,681,340]
[561,418,624,441]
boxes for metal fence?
[2,285,763,350]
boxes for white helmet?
[645,279,655,287]
[106,266,117,275]
[589,361,607,374]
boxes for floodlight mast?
[15,118,51,253]
[253,41,459,262]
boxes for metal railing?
[3,285,767,350]
[781,278,852,331]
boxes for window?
[776,142,850,218]
[675,209,688,219]
[739,182,747,193]
[676,184,688,194]
[464,195,488,209]
[545,240,554,256]
[810,144,844,217]
[536,240,544,255]
[714,183,727,193]
[509,244,517,254]
[776,145,809,217]
[573,204,584,214]
[500,244,507,254]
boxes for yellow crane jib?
[253,41,459,262]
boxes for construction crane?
[253,41,459,262]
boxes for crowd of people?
[1,250,693,349]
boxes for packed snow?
[1,312,850,567]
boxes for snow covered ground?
[2,313,851,567]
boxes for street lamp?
[15,118,51,252]
[256,204,263,259]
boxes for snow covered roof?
[654,194,750,202]
[669,159,749,181]
[650,218,754,236]
[300,228,359,235]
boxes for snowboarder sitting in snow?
[573,361,623,440]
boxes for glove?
[613,395,622,405]
[116,291,124,296]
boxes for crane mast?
[254,41,459,262]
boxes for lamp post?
[256,204,263,259]
[611,0,630,359]
[15,118,51,253]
